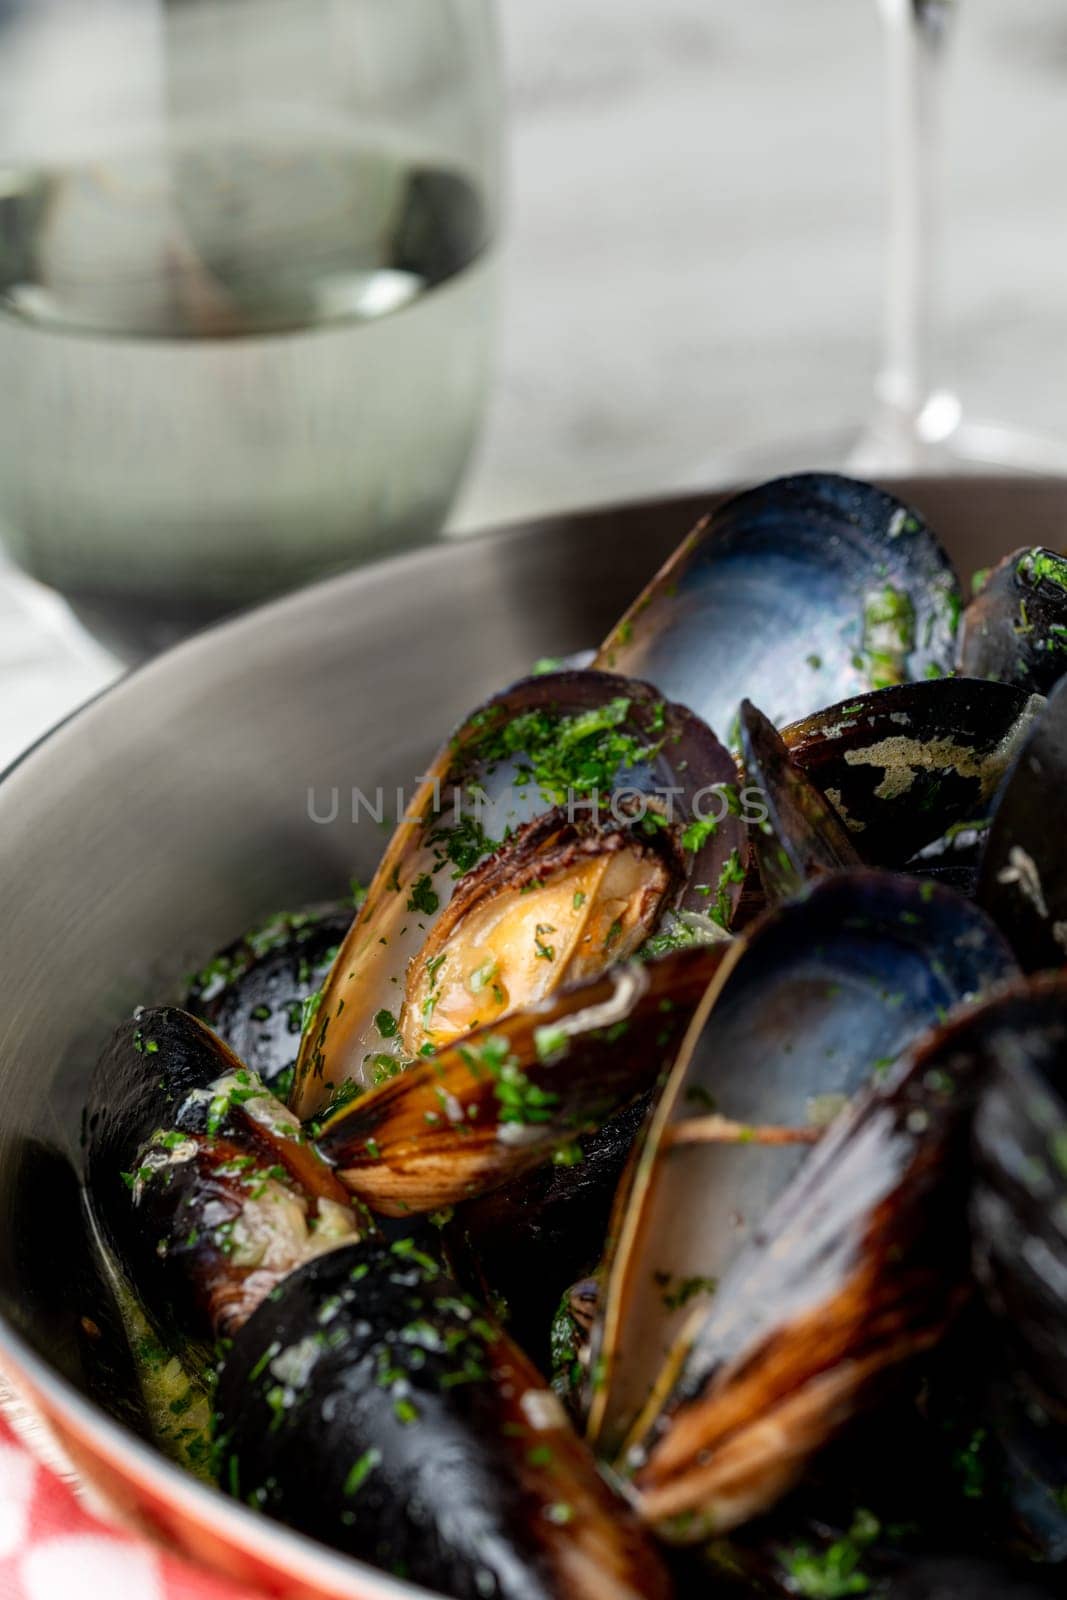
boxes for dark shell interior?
[595,473,960,740]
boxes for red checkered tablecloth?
[0,1411,262,1600]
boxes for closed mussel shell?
[186,904,353,1097]
[85,1008,361,1344]
[783,678,1041,867]
[216,1237,671,1600]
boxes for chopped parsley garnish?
[777,1509,880,1597]
[428,813,499,878]
[682,815,718,852]
[1018,547,1067,593]
[708,848,746,929]
[861,583,916,689]
[459,696,662,804]
[534,1024,569,1062]
[464,1033,560,1126]
[407,875,439,916]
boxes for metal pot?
[0,478,1060,1598]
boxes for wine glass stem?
[876,0,955,427]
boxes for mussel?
[85,1007,366,1343]
[595,473,960,736]
[977,675,1067,973]
[603,958,1025,1543]
[960,548,1067,697]
[551,1276,601,1418]
[585,871,1017,1526]
[738,699,861,902]
[291,670,746,1118]
[970,972,1067,1560]
[186,903,353,1098]
[216,1237,672,1600]
[781,678,1041,867]
[314,945,726,1216]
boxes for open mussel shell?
[292,668,745,1119]
[960,547,1067,697]
[216,1237,671,1600]
[620,977,1033,1542]
[594,473,960,737]
[585,871,1017,1465]
[970,973,1067,1556]
[977,676,1067,972]
[85,1008,363,1344]
[315,946,727,1216]
[186,903,352,1098]
[738,699,861,901]
[782,678,1041,866]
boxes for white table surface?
[4,0,1067,770]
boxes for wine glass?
[0,0,501,664]
[702,0,1067,487]
[849,0,1067,476]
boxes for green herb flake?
[374,1009,399,1039]
[407,875,440,916]
[344,1447,382,1496]
[681,815,718,853]
[534,1024,569,1063]
[777,1508,880,1598]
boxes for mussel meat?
[292,670,745,1118]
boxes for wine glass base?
[687,398,1067,488]
[847,392,1067,478]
